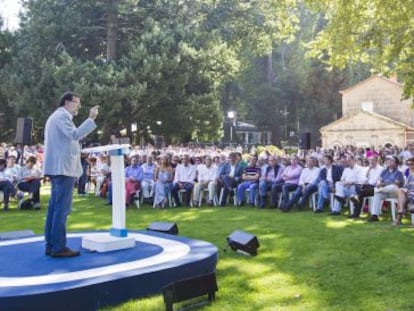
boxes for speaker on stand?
[15,118,33,145]
[299,132,311,150]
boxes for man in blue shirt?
[369,155,404,221]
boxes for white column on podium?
[80,144,135,252]
[109,148,128,237]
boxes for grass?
[2,187,414,311]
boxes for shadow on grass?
[2,193,414,311]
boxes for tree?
[305,0,414,97]
[0,0,240,144]
[0,18,17,141]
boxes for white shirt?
[0,169,12,182]
[326,165,333,183]
[174,164,196,184]
[197,164,216,183]
[298,166,321,186]
[340,165,361,184]
[359,165,384,185]
[229,164,236,178]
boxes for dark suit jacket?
[317,164,343,184]
[220,162,244,182]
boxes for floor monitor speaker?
[162,272,218,311]
[227,230,260,256]
[147,222,179,235]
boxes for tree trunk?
[266,50,275,86]
[106,0,119,61]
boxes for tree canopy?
[0,0,412,146]
[305,0,414,97]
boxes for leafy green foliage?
[305,0,414,97]
[0,0,252,144]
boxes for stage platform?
[0,230,218,311]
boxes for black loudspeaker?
[147,222,179,235]
[15,118,33,145]
[227,230,260,256]
[162,272,218,311]
[299,132,311,150]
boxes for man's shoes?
[348,214,360,219]
[329,211,341,216]
[51,247,80,258]
[33,202,41,210]
[334,195,346,205]
[314,209,323,213]
[207,200,214,206]
[367,215,379,222]
[3,204,9,211]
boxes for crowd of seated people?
[0,154,43,210]
[3,140,414,228]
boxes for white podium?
[80,144,135,252]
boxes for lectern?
[80,144,135,252]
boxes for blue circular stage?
[0,230,218,311]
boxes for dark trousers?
[0,180,16,204]
[77,173,88,194]
[353,184,375,216]
[271,182,285,207]
[172,182,193,206]
[286,184,318,210]
[281,183,299,208]
[220,176,239,205]
[18,180,41,203]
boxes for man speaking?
[43,92,99,258]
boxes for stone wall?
[341,77,414,127]
[320,111,414,148]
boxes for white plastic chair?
[219,187,237,206]
[198,188,218,207]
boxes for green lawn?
[1,189,414,311]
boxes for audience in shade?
[1,140,414,228]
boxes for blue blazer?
[220,162,244,181]
[43,107,97,178]
[317,164,343,184]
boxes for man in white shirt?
[331,155,360,215]
[283,157,320,211]
[171,154,196,206]
[349,156,384,218]
[193,156,217,206]
[0,158,17,210]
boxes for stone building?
[320,75,414,148]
